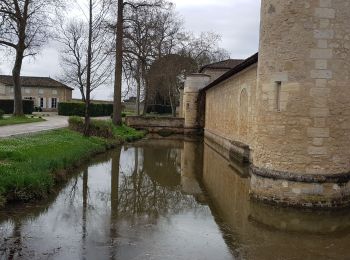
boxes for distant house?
[0,75,73,111]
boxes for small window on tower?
[276,81,282,112]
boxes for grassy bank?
[69,116,145,142]
[0,129,112,207]
[0,116,45,127]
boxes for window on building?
[276,81,282,112]
[40,98,44,108]
[51,98,57,108]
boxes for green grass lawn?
[0,129,111,207]
[0,116,45,127]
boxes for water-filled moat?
[1,139,350,259]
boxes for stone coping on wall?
[204,129,250,164]
[251,166,350,184]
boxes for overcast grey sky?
[0,0,261,100]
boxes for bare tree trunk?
[169,86,176,117]
[136,60,141,115]
[12,50,24,116]
[141,61,148,115]
[84,0,93,136]
[112,0,124,126]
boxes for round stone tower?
[183,74,210,130]
[251,0,350,207]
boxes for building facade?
[0,76,73,111]
[183,0,350,208]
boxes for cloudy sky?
[0,0,261,100]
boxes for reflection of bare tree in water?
[116,147,203,220]
[110,146,121,260]
[7,220,22,260]
[81,169,88,259]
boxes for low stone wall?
[205,129,250,164]
[125,116,185,135]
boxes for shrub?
[0,109,4,119]
[68,116,115,139]
[68,116,145,141]
[0,100,34,114]
[58,102,113,117]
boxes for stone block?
[311,70,332,79]
[315,8,335,19]
[310,49,333,59]
[310,107,329,117]
[319,19,330,29]
[315,60,328,70]
[313,97,328,108]
[312,138,324,146]
[314,29,334,39]
[315,79,328,87]
[314,117,326,127]
[317,39,328,48]
[271,72,288,82]
[308,146,328,155]
[307,127,330,138]
[310,87,331,97]
[319,0,332,8]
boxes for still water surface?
[1,139,350,260]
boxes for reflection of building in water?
[180,141,203,198]
[202,141,350,259]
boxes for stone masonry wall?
[253,0,350,175]
[205,64,258,148]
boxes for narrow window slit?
[276,81,282,112]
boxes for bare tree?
[56,0,112,136]
[177,32,230,69]
[148,54,196,116]
[122,1,181,115]
[0,0,62,116]
[111,0,164,125]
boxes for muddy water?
[1,139,350,259]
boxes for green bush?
[58,102,113,117]
[68,116,145,141]
[0,109,4,119]
[68,116,115,139]
[0,100,34,114]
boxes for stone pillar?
[251,0,350,207]
[183,74,210,129]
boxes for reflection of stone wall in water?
[180,141,204,197]
[202,142,350,259]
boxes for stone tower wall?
[183,74,211,129]
[253,0,350,175]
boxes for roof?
[0,75,74,90]
[199,59,245,73]
[201,53,258,93]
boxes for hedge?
[0,100,34,114]
[146,104,172,114]
[58,102,113,117]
